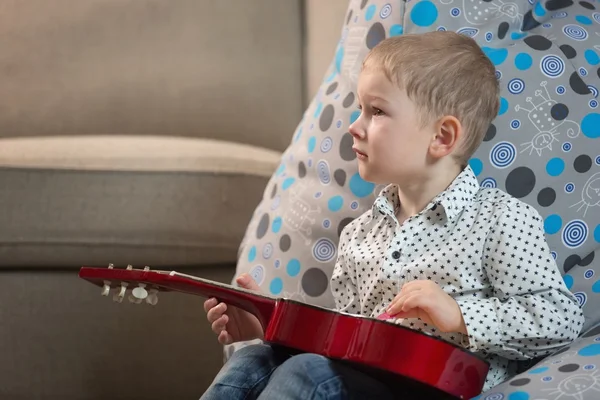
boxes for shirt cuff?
[456,298,502,353]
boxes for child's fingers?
[402,291,436,316]
[389,292,425,319]
[206,302,227,323]
[392,309,420,319]
[399,281,423,295]
[218,330,233,345]
[388,291,422,315]
[400,292,423,311]
[203,298,218,312]
[211,314,229,335]
[387,294,407,315]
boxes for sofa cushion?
[232,0,600,333]
[0,136,281,268]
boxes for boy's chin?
[357,165,385,185]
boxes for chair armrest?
[477,327,600,399]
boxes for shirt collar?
[371,165,480,221]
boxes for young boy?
[201,31,584,399]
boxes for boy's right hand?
[203,273,265,345]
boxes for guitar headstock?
[96,263,160,305]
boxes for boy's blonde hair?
[362,31,500,164]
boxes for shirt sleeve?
[330,224,361,314]
[455,201,585,360]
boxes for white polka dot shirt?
[330,166,585,391]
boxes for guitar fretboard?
[168,271,279,301]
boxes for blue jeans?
[200,344,411,400]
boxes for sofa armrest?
[0,135,282,268]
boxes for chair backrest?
[233,0,600,331]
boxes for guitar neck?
[167,271,277,330]
[78,267,277,331]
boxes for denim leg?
[256,353,396,400]
[201,344,289,400]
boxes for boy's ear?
[430,116,462,159]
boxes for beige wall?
[304,0,348,103]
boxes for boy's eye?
[356,105,383,116]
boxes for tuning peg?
[131,284,148,300]
[101,281,111,296]
[113,282,128,303]
[101,263,115,296]
[146,288,159,306]
[128,293,143,304]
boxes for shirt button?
[392,250,401,260]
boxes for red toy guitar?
[79,265,488,399]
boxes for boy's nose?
[348,118,365,139]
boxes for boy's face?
[349,68,436,185]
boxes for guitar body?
[79,265,488,399]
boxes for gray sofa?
[0,1,349,398]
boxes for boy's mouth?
[352,147,368,158]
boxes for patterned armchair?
[232,0,600,398]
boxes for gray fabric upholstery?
[0,1,303,397]
[478,323,600,400]
[0,265,235,400]
[0,136,281,269]
[0,0,303,152]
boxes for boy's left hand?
[386,280,468,334]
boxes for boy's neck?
[395,162,463,223]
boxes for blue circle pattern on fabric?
[544,214,562,235]
[579,343,600,356]
[390,24,403,36]
[365,4,377,21]
[585,50,600,66]
[592,279,600,293]
[469,158,484,176]
[269,277,283,295]
[328,195,344,212]
[528,366,549,374]
[582,113,600,138]
[349,173,375,198]
[282,177,295,190]
[564,274,574,289]
[286,258,301,277]
[307,137,317,153]
[314,103,323,118]
[248,246,257,262]
[534,2,546,17]
[546,158,565,176]
[499,97,509,115]
[576,15,593,25]
[515,53,533,70]
[410,1,438,27]
[509,392,530,400]
[594,224,600,243]
[482,47,508,65]
[272,216,282,233]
